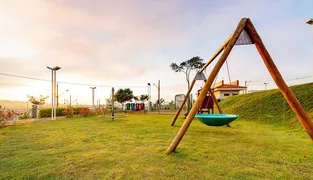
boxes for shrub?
[0,105,19,126]
[79,107,92,117]
[18,112,30,120]
[38,108,66,118]
[65,106,74,118]
[92,105,109,115]
[38,107,98,118]
[73,107,85,115]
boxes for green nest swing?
[195,114,239,126]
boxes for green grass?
[219,83,313,127]
[0,114,312,179]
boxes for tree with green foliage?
[114,88,134,110]
[169,100,175,110]
[27,94,49,106]
[139,94,149,102]
[154,98,165,109]
[170,56,205,113]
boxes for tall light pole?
[64,99,68,106]
[90,87,96,106]
[147,83,151,113]
[57,84,68,107]
[153,80,160,113]
[264,82,269,90]
[244,81,251,94]
[307,19,313,80]
[71,98,77,105]
[112,87,115,120]
[47,66,61,120]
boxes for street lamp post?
[64,99,68,106]
[147,83,151,113]
[57,84,68,107]
[153,80,160,113]
[244,81,251,94]
[71,99,77,105]
[307,19,313,78]
[264,82,269,90]
[90,87,96,106]
[47,66,61,120]
[112,87,115,120]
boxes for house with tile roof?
[212,80,246,100]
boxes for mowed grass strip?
[0,114,312,179]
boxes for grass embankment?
[219,83,313,127]
[0,114,312,179]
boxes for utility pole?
[112,87,114,120]
[244,81,251,94]
[147,83,151,113]
[57,88,68,107]
[158,80,160,113]
[307,19,313,80]
[90,87,96,106]
[51,69,53,119]
[264,82,269,90]
[56,83,59,108]
[69,95,71,106]
[47,66,61,120]
[153,80,161,113]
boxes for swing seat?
[195,114,239,126]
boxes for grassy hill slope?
[219,83,313,127]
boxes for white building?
[212,80,247,100]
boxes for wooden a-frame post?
[167,18,313,153]
[170,35,232,126]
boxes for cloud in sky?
[0,0,312,104]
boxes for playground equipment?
[197,88,214,114]
[195,114,238,126]
[171,60,233,127]
[195,88,239,126]
[167,18,313,153]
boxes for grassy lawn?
[0,114,312,179]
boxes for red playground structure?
[197,89,214,114]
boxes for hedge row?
[38,107,86,118]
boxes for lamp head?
[53,66,61,70]
[47,66,61,70]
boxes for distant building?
[212,80,247,99]
[174,94,185,109]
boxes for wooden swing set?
[167,18,313,153]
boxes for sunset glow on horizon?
[0,0,312,105]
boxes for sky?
[0,0,312,106]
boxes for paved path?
[4,110,183,126]
[5,116,67,126]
